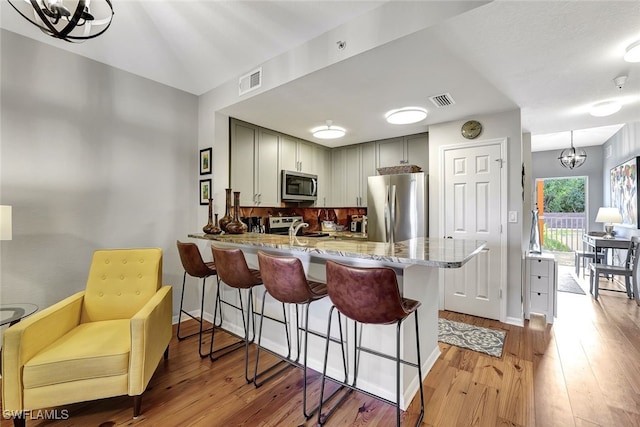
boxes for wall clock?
[461,120,482,139]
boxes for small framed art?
[200,179,211,205]
[200,148,212,175]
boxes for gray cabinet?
[331,143,375,207]
[230,120,278,206]
[316,146,332,207]
[280,136,316,174]
[376,133,429,172]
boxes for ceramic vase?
[219,188,233,232]
[226,191,247,234]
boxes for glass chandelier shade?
[558,131,587,169]
[8,0,114,42]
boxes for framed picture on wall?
[200,148,212,175]
[610,156,639,228]
[200,179,211,205]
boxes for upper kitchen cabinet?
[376,132,429,172]
[331,142,375,207]
[230,119,279,206]
[316,146,332,207]
[280,136,316,174]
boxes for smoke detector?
[613,75,627,90]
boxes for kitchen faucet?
[289,219,308,238]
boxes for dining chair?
[589,236,640,300]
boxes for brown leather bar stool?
[210,245,262,383]
[176,240,219,358]
[256,251,347,419]
[319,260,425,427]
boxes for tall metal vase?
[529,208,542,254]
[219,188,233,232]
[226,191,248,234]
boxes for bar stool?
[255,251,347,419]
[176,241,219,358]
[319,260,425,427]
[210,245,262,383]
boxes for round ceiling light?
[385,107,427,125]
[589,100,622,117]
[624,39,640,63]
[312,120,345,139]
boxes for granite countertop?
[188,232,486,268]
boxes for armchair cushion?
[23,319,130,389]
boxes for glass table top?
[1,303,39,326]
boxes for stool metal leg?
[253,291,294,387]
[209,286,255,383]
[176,271,215,358]
[319,307,425,427]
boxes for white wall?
[428,109,524,323]
[0,30,199,315]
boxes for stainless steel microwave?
[281,170,317,201]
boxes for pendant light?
[8,0,114,42]
[558,131,586,169]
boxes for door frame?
[438,138,508,322]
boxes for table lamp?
[0,205,11,241]
[595,207,622,239]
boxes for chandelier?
[8,0,114,42]
[558,131,586,169]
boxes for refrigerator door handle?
[384,185,390,242]
[389,184,397,244]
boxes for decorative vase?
[226,191,247,234]
[202,198,219,234]
[529,208,542,254]
[219,188,233,232]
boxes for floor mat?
[558,271,586,295]
[438,318,505,358]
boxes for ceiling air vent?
[239,67,262,96]
[429,93,455,108]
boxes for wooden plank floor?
[2,273,640,426]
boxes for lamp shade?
[595,207,622,224]
[0,205,12,241]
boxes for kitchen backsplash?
[237,206,367,232]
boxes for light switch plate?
[508,211,518,223]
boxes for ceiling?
[1,1,639,151]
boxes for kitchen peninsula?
[188,232,486,410]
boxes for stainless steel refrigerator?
[367,172,428,243]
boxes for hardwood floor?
[2,273,640,426]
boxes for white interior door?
[442,142,504,320]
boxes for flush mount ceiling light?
[312,120,345,139]
[8,0,114,42]
[589,100,622,117]
[385,107,427,125]
[558,130,587,169]
[624,39,640,63]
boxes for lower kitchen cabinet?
[524,252,557,324]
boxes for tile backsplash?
[236,206,367,232]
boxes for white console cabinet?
[525,252,557,324]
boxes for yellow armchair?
[2,248,172,426]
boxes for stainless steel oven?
[267,216,303,235]
[281,170,317,202]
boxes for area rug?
[558,271,586,295]
[438,318,505,358]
